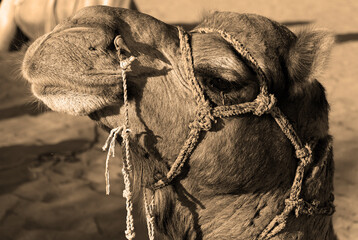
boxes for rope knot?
[189,106,215,131]
[121,128,132,137]
[284,198,304,217]
[295,144,312,166]
[125,230,136,240]
[284,198,298,209]
[307,200,321,215]
[294,199,306,217]
[120,56,136,71]
[253,93,277,116]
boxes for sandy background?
[0,0,357,239]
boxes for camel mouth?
[31,83,122,116]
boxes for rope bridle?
[103,26,335,240]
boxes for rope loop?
[121,128,132,136]
[295,144,312,166]
[189,106,215,131]
[253,93,277,116]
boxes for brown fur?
[22,6,336,239]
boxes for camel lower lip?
[31,84,121,116]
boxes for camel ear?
[286,29,334,92]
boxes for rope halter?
[102,26,334,240]
[151,27,334,239]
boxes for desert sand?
[0,0,357,239]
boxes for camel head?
[22,6,335,239]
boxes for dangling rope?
[102,56,137,240]
[102,126,124,195]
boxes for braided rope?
[212,92,277,118]
[177,27,210,108]
[191,28,335,239]
[257,136,334,239]
[152,28,212,190]
[144,189,155,240]
[256,109,314,239]
[153,126,201,190]
[177,27,333,239]
[121,61,136,240]
[193,28,269,95]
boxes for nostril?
[30,62,38,73]
[22,56,40,82]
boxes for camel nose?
[22,33,51,83]
[28,62,38,77]
[22,48,39,83]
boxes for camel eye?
[209,78,232,92]
[88,46,96,51]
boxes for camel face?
[22,6,335,239]
[23,25,122,115]
[22,6,148,116]
[22,6,181,116]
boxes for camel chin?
[31,84,119,116]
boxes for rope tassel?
[102,126,124,195]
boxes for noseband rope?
[103,27,334,240]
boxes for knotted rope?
[192,28,335,239]
[152,27,334,239]
[102,26,334,240]
[152,27,212,190]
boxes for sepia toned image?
[0,0,357,239]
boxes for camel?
[22,6,336,239]
[0,0,137,51]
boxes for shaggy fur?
[22,6,336,239]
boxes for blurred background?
[0,0,357,239]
